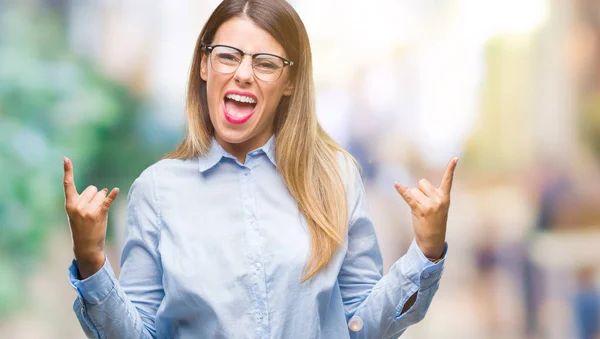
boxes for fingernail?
[63,156,68,165]
[455,157,459,164]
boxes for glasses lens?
[253,55,284,82]
[210,46,241,74]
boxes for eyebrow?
[211,43,286,57]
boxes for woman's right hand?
[63,157,120,279]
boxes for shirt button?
[244,171,250,176]
[255,263,261,270]
[348,315,364,332]
[423,273,430,279]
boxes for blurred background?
[1,0,599,338]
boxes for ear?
[200,54,208,81]
[282,79,294,96]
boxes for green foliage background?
[0,4,172,317]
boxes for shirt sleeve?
[337,158,447,339]
[68,166,164,338]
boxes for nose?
[233,56,254,85]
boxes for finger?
[63,157,78,202]
[410,187,428,205]
[440,157,459,195]
[394,182,419,209]
[76,185,99,207]
[89,188,108,211]
[417,179,438,197]
[100,188,120,212]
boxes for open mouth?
[223,92,258,124]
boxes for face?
[200,16,294,157]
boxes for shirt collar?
[262,135,277,166]
[198,135,277,173]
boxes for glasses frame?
[204,44,295,82]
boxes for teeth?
[226,94,256,104]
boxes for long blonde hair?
[166,0,355,282]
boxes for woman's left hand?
[394,158,458,260]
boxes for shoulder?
[149,157,198,177]
[333,150,370,228]
[334,150,367,213]
[142,157,198,182]
[335,150,364,190]
[129,157,198,197]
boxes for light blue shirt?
[68,135,446,339]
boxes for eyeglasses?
[204,44,294,82]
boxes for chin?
[216,128,252,144]
[213,118,255,144]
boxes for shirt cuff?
[398,238,447,290]
[68,257,117,304]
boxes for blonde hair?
[166,0,355,282]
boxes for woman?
[63,0,457,338]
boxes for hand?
[394,158,458,259]
[63,157,120,278]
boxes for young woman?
[63,0,457,338]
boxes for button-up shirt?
[68,135,446,338]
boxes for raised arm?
[65,159,164,338]
[338,158,456,338]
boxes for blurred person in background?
[61,0,458,338]
[573,267,599,339]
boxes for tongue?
[225,99,255,117]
